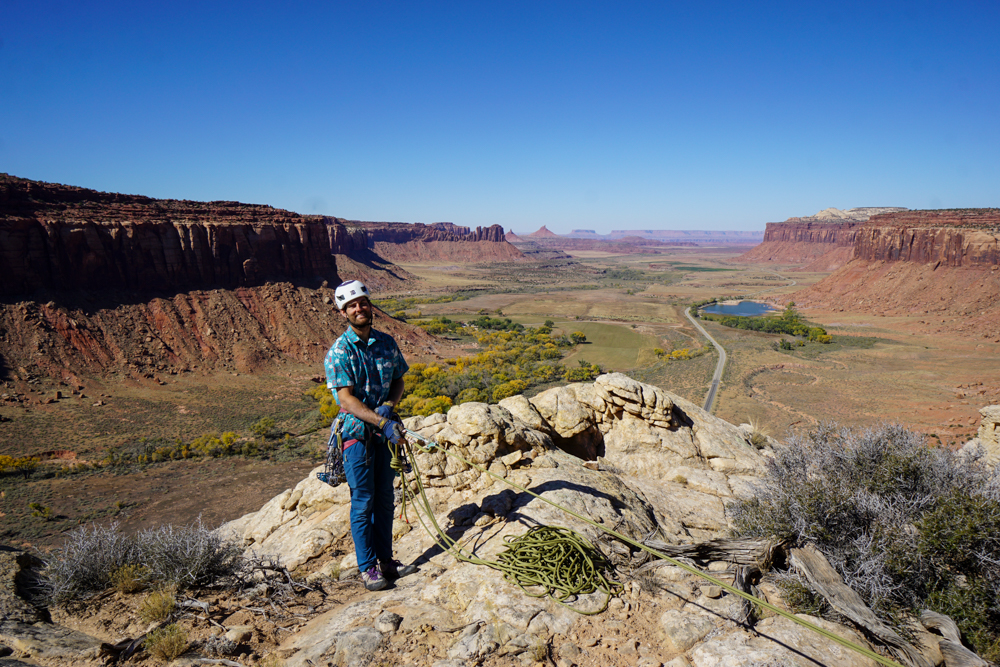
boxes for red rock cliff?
[736,220,863,269]
[854,210,1000,267]
[350,220,524,262]
[0,174,347,295]
[793,210,1000,342]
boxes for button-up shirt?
[324,326,409,442]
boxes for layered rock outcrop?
[792,210,1000,341]
[220,374,902,666]
[735,207,907,270]
[352,220,524,263]
[855,210,1000,268]
[736,220,864,270]
[0,283,439,380]
[0,174,347,296]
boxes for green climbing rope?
[496,526,623,608]
[390,434,620,613]
[396,428,907,667]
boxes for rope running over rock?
[396,428,906,667]
[388,435,621,614]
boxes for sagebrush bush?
[145,623,188,661]
[731,423,1000,658]
[44,519,246,602]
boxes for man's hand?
[379,417,404,445]
[375,404,394,421]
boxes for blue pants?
[344,435,395,573]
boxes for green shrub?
[732,423,1000,655]
[146,623,188,661]
[29,502,54,521]
[251,417,278,439]
[139,589,176,623]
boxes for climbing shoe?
[361,566,387,591]
[379,559,417,580]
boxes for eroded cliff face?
[736,221,863,269]
[735,207,909,270]
[0,284,441,381]
[0,174,355,296]
[855,210,1000,267]
[351,220,524,262]
[793,211,1000,342]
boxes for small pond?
[701,301,776,316]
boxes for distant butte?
[526,225,560,238]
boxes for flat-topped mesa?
[0,174,346,296]
[352,220,509,244]
[856,209,1000,268]
[736,207,907,269]
[349,220,524,262]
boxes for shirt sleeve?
[325,342,357,405]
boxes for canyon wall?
[0,175,347,296]
[854,210,1000,267]
[736,220,863,269]
[735,207,908,270]
[794,210,1000,342]
[0,283,440,382]
[350,220,524,262]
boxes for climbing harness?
[395,427,907,667]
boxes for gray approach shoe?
[379,559,417,580]
[362,565,387,591]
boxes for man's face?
[340,297,373,329]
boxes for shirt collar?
[343,326,378,347]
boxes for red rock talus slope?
[0,174,355,296]
[794,210,1000,341]
[0,284,440,381]
[351,220,524,262]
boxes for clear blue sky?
[3,1,998,233]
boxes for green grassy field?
[554,321,663,370]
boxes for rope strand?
[397,428,906,667]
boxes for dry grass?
[139,589,176,624]
[110,564,149,594]
[145,623,188,661]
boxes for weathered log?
[733,564,755,627]
[638,537,784,570]
[920,610,989,667]
[789,545,934,667]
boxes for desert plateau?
[1,172,999,667]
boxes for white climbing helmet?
[334,280,371,310]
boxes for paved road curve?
[685,307,727,413]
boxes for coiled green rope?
[496,526,623,607]
[391,435,621,613]
[395,429,907,667]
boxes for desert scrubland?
[3,177,1000,666]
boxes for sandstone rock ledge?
[215,374,896,667]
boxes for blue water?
[701,301,775,316]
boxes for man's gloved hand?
[379,417,404,445]
[375,404,394,421]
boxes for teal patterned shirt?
[323,327,408,442]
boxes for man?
[324,279,416,591]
